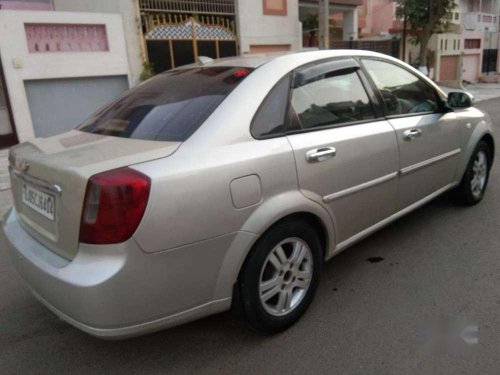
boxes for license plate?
[22,183,55,221]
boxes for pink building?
[360,0,400,37]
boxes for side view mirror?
[447,91,474,109]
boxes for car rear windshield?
[77,67,253,142]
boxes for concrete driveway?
[1,100,500,374]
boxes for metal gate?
[144,15,238,74]
[482,49,498,74]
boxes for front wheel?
[450,140,491,206]
[237,218,322,333]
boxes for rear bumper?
[3,208,254,339]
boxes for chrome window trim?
[285,116,385,136]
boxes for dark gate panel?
[172,41,195,67]
[219,41,237,58]
[197,41,217,59]
[482,49,498,73]
[147,41,172,74]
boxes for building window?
[445,39,448,50]
[464,38,481,49]
[263,0,287,16]
[25,24,109,53]
[455,12,459,21]
[453,40,456,50]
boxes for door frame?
[0,58,19,148]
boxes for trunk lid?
[9,130,180,260]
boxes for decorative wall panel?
[25,24,109,53]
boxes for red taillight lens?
[79,167,151,244]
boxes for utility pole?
[318,0,330,50]
[402,14,407,62]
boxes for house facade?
[358,0,500,84]
[55,0,304,82]
[300,0,363,44]
[0,3,132,146]
[0,0,311,145]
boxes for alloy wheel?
[259,238,313,317]
[471,150,488,199]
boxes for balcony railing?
[463,12,498,32]
[139,0,235,15]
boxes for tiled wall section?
[25,23,109,53]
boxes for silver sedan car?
[3,50,494,338]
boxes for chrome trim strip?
[399,148,461,177]
[9,166,62,196]
[330,182,458,258]
[323,172,398,203]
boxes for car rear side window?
[290,69,375,131]
[78,67,253,142]
[251,75,291,139]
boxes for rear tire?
[237,218,322,334]
[450,140,491,206]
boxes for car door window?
[290,69,375,130]
[361,59,439,116]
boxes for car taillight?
[79,167,151,244]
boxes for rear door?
[360,58,461,209]
[286,58,400,245]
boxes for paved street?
[1,99,500,374]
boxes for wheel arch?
[481,133,495,167]
[458,118,495,182]
[212,191,335,302]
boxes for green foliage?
[140,61,155,82]
[396,0,456,34]
[301,12,337,36]
[396,0,456,66]
[302,13,318,34]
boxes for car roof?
[182,49,395,69]
[175,49,446,101]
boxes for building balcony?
[462,12,498,32]
[139,0,236,15]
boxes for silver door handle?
[403,129,422,141]
[306,147,337,163]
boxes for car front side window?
[290,69,375,131]
[361,59,439,117]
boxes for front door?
[286,58,400,245]
[361,58,461,209]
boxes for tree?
[396,0,456,69]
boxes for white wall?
[52,0,144,86]
[0,10,131,142]
[236,0,302,53]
